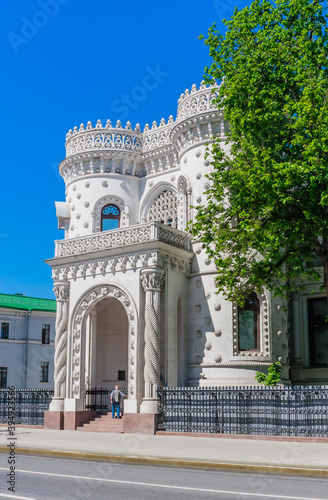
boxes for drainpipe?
[24,310,31,388]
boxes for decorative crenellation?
[66,121,142,158]
[71,285,137,399]
[55,221,190,258]
[142,117,175,152]
[51,251,191,282]
[176,82,219,121]
[63,84,224,167]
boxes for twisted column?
[140,268,165,411]
[50,281,69,411]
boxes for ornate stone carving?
[141,268,165,401]
[53,283,69,301]
[149,190,178,228]
[53,282,70,400]
[141,269,165,292]
[176,83,219,121]
[143,119,174,152]
[66,126,142,158]
[57,222,189,258]
[233,295,271,358]
[93,194,128,232]
[71,285,137,399]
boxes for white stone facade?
[47,82,328,416]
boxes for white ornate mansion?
[45,82,328,431]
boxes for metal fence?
[0,388,54,426]
[85,387,127,415]
[157,386,328,437]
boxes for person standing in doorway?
[110,385,126,418]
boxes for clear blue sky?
[0,0,248,300]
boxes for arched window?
[101,204,120,231]
[238,292,260,351]
[149,190,178,228]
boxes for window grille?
[149,190,177,228]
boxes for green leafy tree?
[255,362,282,385]
[193,0,328,304]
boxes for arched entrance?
[86,297,128,389]
[69,285,138,412]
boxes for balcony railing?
[55,221,190,258]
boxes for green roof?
[0,293,56,312]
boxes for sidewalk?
[0,427,327,477]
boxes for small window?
[238,292,260,351]
[1,322,9,339]
[308,297,328,366]
[40,362,49,383]
[42,324,50,345]
[101,204,120,231]
[118,370,126,381]
[0,367,7,388]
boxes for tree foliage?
[193,0,328,304]
[255,362,282,385]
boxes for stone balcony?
[54,221,191,258]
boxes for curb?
[0,447,327,477]
[156,431,328,443]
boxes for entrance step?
[77,413,124,433]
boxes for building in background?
[0,293,56,389]
[45,82,328,432]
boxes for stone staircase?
[77,413,124,433]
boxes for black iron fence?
[0,388,54,425]
[157,386,328,437]
[85,387,127,415]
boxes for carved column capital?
[140,268,165,292]
[53,281,70,302]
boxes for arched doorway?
[86,297,128,390]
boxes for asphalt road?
[0,454,327,500]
